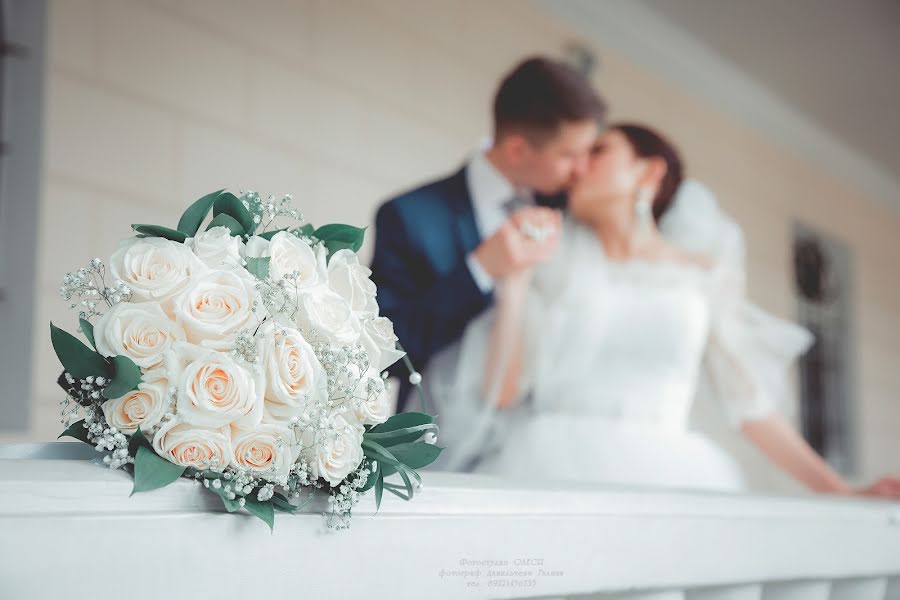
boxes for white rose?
[173,270,258,350]
[230,423,294,481]
[172,344,263,428]
[109,237,204,310]
[186,226,243,270]
[296,284,361,346]
[268,231,320,287]
[93,301,186,369]
[152,419,231,472]
[309,412,364,485]
[360,316,406,373]
[101,368,171,434]
[327,249,378,317]
[353,369,391,426]
[242,235,270,260]
[261,326,327,422]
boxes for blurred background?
[1,0,898,494]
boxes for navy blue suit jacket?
[370,166,492,413]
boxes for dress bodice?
[528,224,715,433]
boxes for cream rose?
[109,237,204,309]
[173,344,263,428]
[230,423,294,481]
[327,249,378,317]
[242,235,270,260]
[261,326,326,421]
[93,301,186,368]
[353,369,390,426]
[309,412,364,485]
[172,270,258,350]
[186,226,243,269]
[296,284,361,346]
[101,368,171,434]
[152,419,232,472]
[360,316,406,373]
[268,231,320,287]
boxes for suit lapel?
[447,165,481,254]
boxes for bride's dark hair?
[610,123,684,221]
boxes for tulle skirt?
[475,413,747,493]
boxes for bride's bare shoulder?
[662,242,715,271]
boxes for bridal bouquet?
[51,189,440,529]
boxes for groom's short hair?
[493,56,606,146]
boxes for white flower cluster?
[59,198,407,526]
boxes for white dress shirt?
[463,149,521,292]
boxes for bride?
[426,123,900,497]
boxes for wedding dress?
[424,181,812,492]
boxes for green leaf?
[79,318,96,350]
[128,427,154,456]
[363,422,438,447]
[374,468,384,511]
[359,462,380,493]
[131,445,186,495]
[258,228,287,241]
[361,439,422,486]
[178,189,225,236]
[314,224,366,258]
[297,223,315,237]
[57,420,92,445]
[213,192,255,235]
[368,412,434,432]
[383,481,412,501]
[103,355,143,399]
[206,212,245,237]
[50,322,112,380]
[131,224,189,243]
[244,256,270,280]
[384,441,443,470]
[243,497,275,532]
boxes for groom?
[370,56,606,412]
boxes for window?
[793,222,857,475]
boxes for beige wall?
[16,0,899,491]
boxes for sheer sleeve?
[704,261,813,427]
[661,180,813,427]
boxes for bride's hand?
[850,475,900,499]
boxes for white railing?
[1,442,899,600]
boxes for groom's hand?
[472,207,562,280]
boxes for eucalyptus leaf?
[57,420,92,445]
[206,212,245,236]
[374,469,384,511]
[314,224,366,258]
[50,323,112,380]
[177,189,225,236]
[363,422,438,447]
[131,224,189,243]
[131,445,186,495]
[243,497,275,531]
[79,318,96,350]
[258,228,287,241]
[213,192,255,234]
[102,355,143,399]
[385,441,443,470]
[244,256,270,280]
[128,427,153,457]
[360,462,380,492]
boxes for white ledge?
[1,443,899,599]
